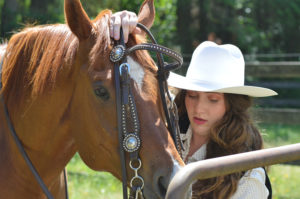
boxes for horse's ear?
[138,0,155,29]
[64,0,93,41]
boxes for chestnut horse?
[0,0,184,198]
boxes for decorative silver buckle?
[123,133,141,153]
[110,45,125,63]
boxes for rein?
[0,22,183,199]
[0,57,63,199]
[110,23,183,199]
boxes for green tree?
[252,0,300,54]
[2,0,300,56]
[0,0,64,38]
[0,0,20,38]
[176,0,300,55]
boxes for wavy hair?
[175,90,263,199]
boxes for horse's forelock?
[89,10,112,71]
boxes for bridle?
[0,23,183,199]
[110,23,183,199]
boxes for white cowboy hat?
[168,41,277,97]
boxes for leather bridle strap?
[113,30,129,199]
[0,98,54,199]
[0,68,54,199]
[111,27,145,199]
[0,57,3,89]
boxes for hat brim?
[167,72,277,97]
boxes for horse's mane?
[2,23,77,102]
[2,9,157,105]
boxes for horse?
[0,0,184,198]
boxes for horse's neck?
[0,86,76,198]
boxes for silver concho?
[123,134,140,152]
[110,45,125,63]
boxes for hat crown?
[167,41,277,97]
[186,41,245,88]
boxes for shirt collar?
[180,125,207,164]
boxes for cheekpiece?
[110,45,125,63]
[123,133,141,153]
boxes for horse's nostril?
[158,176,168,198]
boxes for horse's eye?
[94,86,110,101]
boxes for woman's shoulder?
[231,167,269,199]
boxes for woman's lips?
[193,117,207,125]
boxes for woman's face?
[185,90,226,138]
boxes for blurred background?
[1,0,300,54]
[1,0,300,198]
[1,0,300,113]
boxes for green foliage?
[176,0,300,54]
[2,0,300,55]
[259,123,300,147]
[0,0,64,38]
[150,0,178,47]
[0,0,178,48]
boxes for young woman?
[111,11,276,199]
[167,41,276,199]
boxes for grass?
[259,123,300,199]
[66,154,122,199]
[268,165,300,199]
[259,123,300,147]
[66,123,300,198]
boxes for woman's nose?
[194,98,207,114]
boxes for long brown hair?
[175,90,263,199]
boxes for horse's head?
[64,0,184,198]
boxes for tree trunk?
[0,0,19,37]
[176,0,193,54]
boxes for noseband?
[0,23,183,199]
[111,23,183,199]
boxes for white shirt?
[181,126,270,199]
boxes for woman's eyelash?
[188,94,197,98]
[209,98,219,102]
